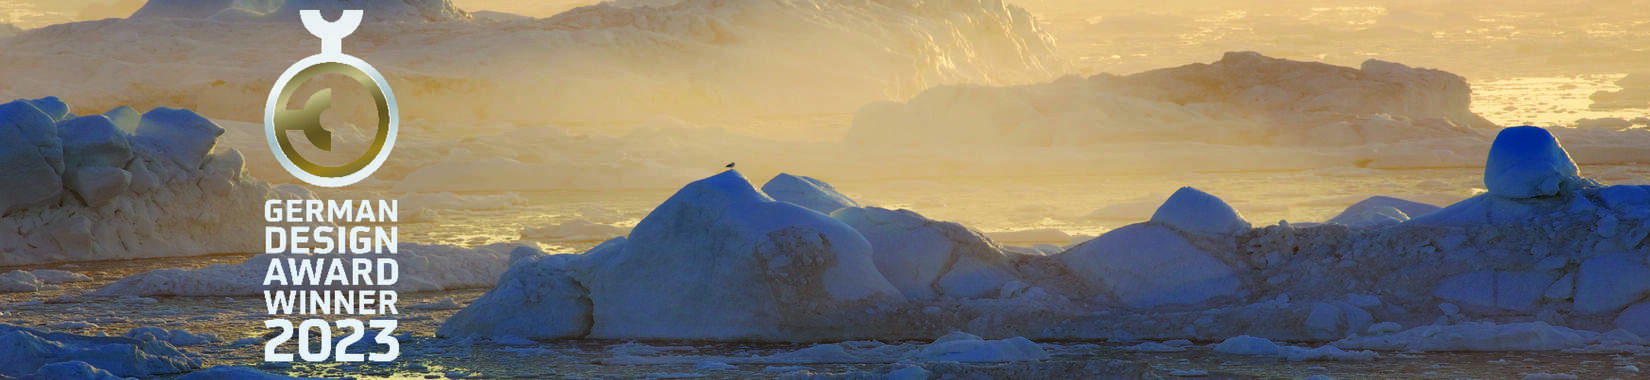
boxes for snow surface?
[762,173,860,215]
[91,243,516,296]
[914,332,1048,362]
[0,98,284,266]
[445,171,902,341]
[1326,196,1441,226]
[438,246,594,340]
[0,270,43,293]
[1149,187,1251,235]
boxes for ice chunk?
[57,115,132,169]
[584,171,899,340]
[913,332,1048,362]
[1057,224,1240,308]
[177,365,322,379]
[29,269,92,284]
[133,107,223,169]
[1434,271,1557,312]
[438,245,597,340]
[0,100,65,214]
[1326,196,1440,226]
[1213,335,1281,355]
[102,106,141,133]
[832,207,1016,299]
[1304,302,1345,340]
[31,361,125,380]
[762,173,860,215]
[0,324,201,377]
[127,327,219,346]
[1616,302,1650,338]
[24,96,68,121]
[1149,187,1250,235]
[0,270,42,293]
[1483,126,1584,199]
[66,166,133,206]
[1595,185,1650,212]
[1574,253,1650,315]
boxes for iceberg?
[1,98,280,266]
[582,171,900,340]
[442,171,906,341]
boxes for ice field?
[3,0,1650,379]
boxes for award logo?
[265,9,398,188]
[261,10,403,364]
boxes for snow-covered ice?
[914,332,1048,362]
[444,126,1650,349]
[1326,196,1441,226]
[1483,126,1588,198]
[1057,223,1239,308]
[0,98,284,266]
[444,171,902,341]
[762,173,860,215]
[438,246,594,340]
[1149,187,1251,235]
[0,323,202,378]
[582,171,899,340]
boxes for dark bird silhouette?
[725,162,736,169]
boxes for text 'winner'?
[262,199,401,362]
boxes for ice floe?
[0,323,202,378]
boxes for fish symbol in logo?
[264,9,398,188]
[274,88,335,152]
